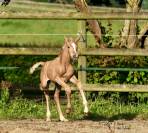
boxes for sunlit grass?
[0,0,147,47]
[0,20,78,47]
[0,19,127,47]
[0,90,147,120]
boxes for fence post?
[78,20,87,83]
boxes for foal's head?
[64,37,78,61]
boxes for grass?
[89,98,148,121]
[0,0,147,47]
[0,89,148,120]
[0,19,125,47]
[0,15,130,47]
[0,0,77,47]
[0,19,78,47]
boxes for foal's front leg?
[54,84,68,122]
[61,77,72,114]
[70,76,88,114]
[55,77,71,121]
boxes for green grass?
[0,0,77,47]
[2,19,145,48]
[0,19,125,47]
[0,19,78,47]
[0,0,147,47]
[0,89,147,120]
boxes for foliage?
[0,96,45,119]
[0,55,56,85]
[0,88,9,107]
[87,55,148,84]
[89,97,148,120]
[0,90,147,120]
[100,21,114,47]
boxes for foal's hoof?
[84,112,89,116]
[66,108,71,114]
[60,117,69,122]
[46,118,51,122]
[84,113,88,116]
[84,107,89,115]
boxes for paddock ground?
[0,119,148,133]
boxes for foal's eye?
[68,46,70,48]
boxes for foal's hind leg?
[43,90,51,121]
[40,80,51,121]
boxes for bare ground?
[0,119,148,133]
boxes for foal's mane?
[57,42,69,64]
[58,36,71,57]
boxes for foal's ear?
[75,36,81,44]
[64,37,69,44]
[75,32,83,44]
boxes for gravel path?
[0,119,148,133]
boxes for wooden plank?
[14,2,127,12]
[82,84,148,92]
[1,47,148,56]
[1,48,148,56]
[78,20,87,83]
[0,12,148,20]
[78,67,148,72]
[0,47,60,55]
[80,48,148,56]
[10,84,148,93]
[15,1,148,13]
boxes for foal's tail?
[29,62,45,74]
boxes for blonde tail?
[29,62,45,74]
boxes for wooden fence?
[0,12,148,20]
[0,12,148,92]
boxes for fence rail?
[0,47,60,55]
[81,84,148,92]
[1,47,148,56]
[81,48,148,56]
[6,84,148,93]
[0,12,148,20]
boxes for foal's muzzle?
[72,54,78,62]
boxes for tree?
[120,0,143,48]
[74,0,104,48]
[138,23,148,48]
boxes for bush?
[0,55,55,85]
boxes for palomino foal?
[30,37,88,122]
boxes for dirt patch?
[0,119,148,133]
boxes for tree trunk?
[120,3,131,48]
[127,20,138,48]
[120,0,143,48]
[138,24,148,48]
[74,0,104,48]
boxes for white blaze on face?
[71,42,77,54]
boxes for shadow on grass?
[82,112,138,122]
